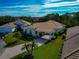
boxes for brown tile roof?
[62,35,79,59]
[61,26,79,59]
[65,50,79,59]
[16,19,31,26]
[28,20,64,32]
[0,21,16,28]
[66,26,79,40]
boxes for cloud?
[0,0,79,16]
[0,10,47,17]
[40,7,79,13]
[0,5,43,13]
[44,0,61,4]
[0,5,37,8]
[0,0,79,13]
[23,5,43,12]
[41,10,68,12]
[43,0,79,8]
[0,11,23,15]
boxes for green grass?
[33,36,64,59]
[11,36,64,59]
[4,31,25,47]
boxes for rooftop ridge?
[64,48,79,59]
[65,33,79,41]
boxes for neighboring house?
[0,22,16,37]
[61,26,79,59]
[16,19,32,32]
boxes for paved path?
[0,44,25,59]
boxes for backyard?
[11,36,64,59]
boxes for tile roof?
[0,21,16,28]
[66,26,79,40]
[16,19,31,26]
[61,26,79,59]
[0,22,16,34]
[28,20,64,32]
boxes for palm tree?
[16,25,36,58]
[24,39,35,55]
[21,36,35,59]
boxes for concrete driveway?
[35,38,48,46]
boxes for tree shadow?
[23,54,34,59]
[4,41,17,47]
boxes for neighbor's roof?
[28,20,64,32]
[0,21,16,28]
[61,26,79,59]
[62,35,79,59]
[8,22,16,28]
[16,19,31,26]
[0,22,16,34]
[66,26,79,40]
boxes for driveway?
[35,37,49,47]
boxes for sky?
[0,0,79,17]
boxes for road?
[0,39,6,56]
[0,42,25,59]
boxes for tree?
[0,16,16,25]
[16,25,36,58]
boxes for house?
[61,26,79,59]
[27,20,65,39]
[16,20,65,39]
[16,20,65,46]
[0,22,16,36]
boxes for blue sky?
[0,0,79,17]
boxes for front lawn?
[11,36,64,59]
[33,36,64,59]
[4,31,25,47]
